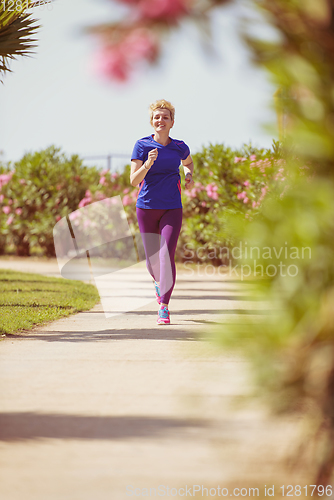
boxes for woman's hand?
[146,148,158,168]
[185,172,194,189]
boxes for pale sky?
[1,0,277,171]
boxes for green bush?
[0,142,293,259]
[0,146,100,256]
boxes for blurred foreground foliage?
[214,0,334,486]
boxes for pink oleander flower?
[7,215,14,225]
[201,201,207,207]
[111,172,119,179]
[69,210,81,221]
[237,191,247,200]
[78,197,92,208]
[3,206,11,214]
[19,179,26,185]
[205,183,218,199]
[95,28,158,82]
[123,188,130,194]
[96,192,106,201]
[123,29,159,62]
[0,173,13,188]
[136,0,189,21]
[15,208,22,215]
[0,194,4,203]
[100,169,109,176]
[243,180,250,187]
[99,176,106,185]
[250,155,256,161]
[122,195,131,206]
[243,197,249,204]
[234,157,246,163]
[96,45,130,81]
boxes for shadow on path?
[6,327,203,342]
[0,412,209,442]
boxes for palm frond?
[0,0,47,80]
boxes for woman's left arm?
[181,155,195,189]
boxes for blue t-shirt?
[131,134,190,209]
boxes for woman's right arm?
[130,148,158,186]
[130,160,148,187]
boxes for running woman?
[130,99,194,325]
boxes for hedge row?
[0,142,293,262]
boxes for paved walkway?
[0,259,309,499]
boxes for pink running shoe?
[157,306,170,325]
[153,279,161,304]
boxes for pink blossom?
[2,206,11,214]
[0,195,4,203]
[234,157,246,163]
[123,188,130,194]
[15,208,22,215]
[99,176,106,185]
[6,215,14,225]
[19,179,26,185]
[201,201,207,207]
[96,192,107,201]
[243,180,250,187]
[95,29,158,82]
[69,211,81,221]
[56,215,61,222]
[206,183,218,199]
[243,197,249,204]
[237,191,247,200]
[122,29,158,62]
[0,173,13,187]
[78,196,92,208]
[100,169,109,176]
[137,0,189,21]
[85,190,91,197]
[111,172,119,179]
[122,195,131,206]
[209,171,213,176]
[96,45,130,81]
[250,155,256,161]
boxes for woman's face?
[152,108,174,133]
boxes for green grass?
[0,269,100,336]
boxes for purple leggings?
[136,207,183,305]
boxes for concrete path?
[0,259,310,499]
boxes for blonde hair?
[149,99,175,124]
